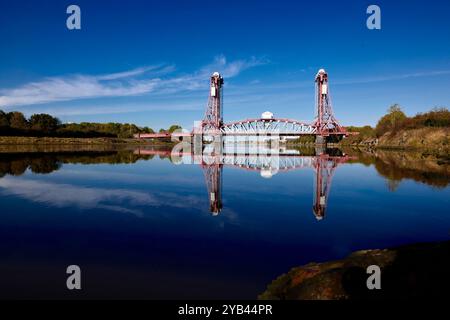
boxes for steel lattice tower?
[312,154,349,220]
[314,69,346,136]
[202,72,224,135]
[202,163,223,216]
[313,155,337,220]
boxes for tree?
[388,104,402,114]
[118,123,141,138]
[142,126,154,134]
[0,110,9,128]
[29,157,61,174]
[386,104,406,128]
[421,107,450,127]
[7,111,28,130]
[375,104,407,136]
[0,109,173,138]
[29,113,60,134]
[168,124,182,133]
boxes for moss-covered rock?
[259,241,450,300]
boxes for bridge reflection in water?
[135,146,351,220]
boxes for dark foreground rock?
[259,241,450,300]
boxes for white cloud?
[199,54,268,78]
[0,177,205,217]
[0,74,161,107]
[0,55,267,108]
[96,65,167,80]
[334,70,450,85]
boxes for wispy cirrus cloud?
[0,55,267,108]
[0,66,164,107]
[95,65,174,80]
[200,54,268,78]
[0,177,206,217]
[333,69,450,85]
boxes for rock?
[259,241,450,300]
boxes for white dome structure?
[260,168,278,179]
[261,111,274,120]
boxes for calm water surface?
[0,147,449,299]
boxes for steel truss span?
[220,118,316,136]
[201,154,315,171]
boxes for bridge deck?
[134,118,354,139]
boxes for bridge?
[135,147,351,220]
[134,68,353,219]
[135,69,351,143]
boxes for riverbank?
[259,240,450,300]
[340,127,450,157]
[0,136,174,152]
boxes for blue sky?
[0,0,449,129]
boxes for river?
[0,146,449,299]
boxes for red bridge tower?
[202,72,224,136]
[314,69,347,141]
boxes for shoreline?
[340,145,450,162]
[0,135,448,157]
[340,127,450,157]
[0,136,175,153]
[0,136,169,145]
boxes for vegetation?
[344,148,450,189]
[286,135,316,144]
[168,124,182,133]
[342,105,450,149]
[374,105,450,136]
[374,104,408,136]
[0,151,156,177]
[345,105,450,138]
[0,109,180,139]
[345,125,376,143]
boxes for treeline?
[0,110,181,138]
[346,149,450,189]
[347,105,450,140]
[0,151,155,177]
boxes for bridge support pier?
[315,135,326,145]
[193,133,203,158]
[212,134,224,154]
